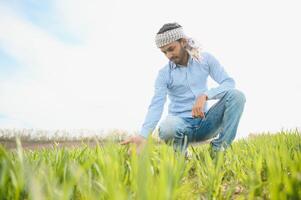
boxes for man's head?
[155,23,189,65]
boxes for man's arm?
[192,52,235,118]
[139,69,168,138]
[120,69,168,152]
[202,52,235,100]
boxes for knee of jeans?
[158,116,186,141]
[226,89,246,105]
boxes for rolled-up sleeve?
[139,69,168,138]
[203,52,235,100]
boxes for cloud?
[0,3,153,131]
[0,0,300,137]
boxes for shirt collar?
[169,55,194,69]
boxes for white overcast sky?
[0,0,300,138]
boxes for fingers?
[193,96,207,118]
[192,106,198,118]
[126,144,142,156]
[199,111,205,118]
[119,137,132,145]
[198,109,205,118]
[127,148,132,155]
[196,107,202,117]
[136,142,146,155]
[192,106,198,117]
[192,106,205,118]
[192,108,196,118]
[120,137,146,156]
[120,135,144,145]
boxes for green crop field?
[0,130,300,199]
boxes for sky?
[0,0,300,138]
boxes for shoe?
[184,148,193,160]
[208,145,225,160]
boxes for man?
[121,23,246,156]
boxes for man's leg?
[195,89,246,150]
[158,115,191,154]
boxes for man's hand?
[192,94,208,118]
[119,135,146,154]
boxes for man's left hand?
[192,94,208,118]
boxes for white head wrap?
[155,27,185,48]
[185,37,202,61]
[155,27,202,61]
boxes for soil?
[0,139,102,150]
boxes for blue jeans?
[158,89,246,153]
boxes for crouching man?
[121,23,246,156]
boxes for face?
[160,39,187,64]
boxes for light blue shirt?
[140,52,235,138]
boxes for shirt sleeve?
[139,69,168,138]
[203,52,236,100]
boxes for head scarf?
[155,26,202,61]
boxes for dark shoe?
[184,148,193,160]
[209,145,217,159]
[208,145,225,160]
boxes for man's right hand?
[119,135,146,154]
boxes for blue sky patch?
[4,0,83,45]
[0,47,21,79]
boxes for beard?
[171,57,180,63]
[171,47,187,65]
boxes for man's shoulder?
[200,51,212,62]
[200,51,221,64]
